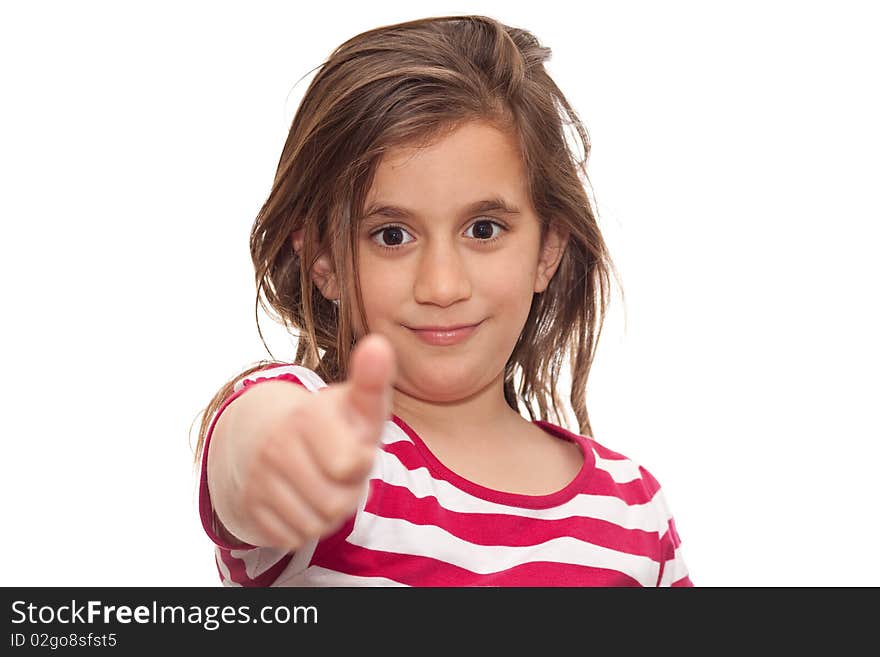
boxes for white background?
[2,0,877,586]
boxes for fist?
[239,333,397,551]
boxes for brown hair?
[191,14,621,466]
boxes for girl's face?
[350,120,566,404]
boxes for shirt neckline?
[389,414,596,509]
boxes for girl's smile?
[403,318,485,346]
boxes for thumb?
[345,333,397,435]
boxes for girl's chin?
[398,370,493,401]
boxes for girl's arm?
[205,333,396,552]
[206,380,313,548]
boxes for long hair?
[192,14,621,466]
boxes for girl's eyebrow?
[363,196,522,220]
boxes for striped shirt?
[199,364,693,587]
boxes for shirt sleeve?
[640,467,692,587]
[198,364,327,587]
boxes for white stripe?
[347,512,659,586]
[380,419,414,446]
[277,566,408,587]
[593,449,642,484]
[376,449,669,533]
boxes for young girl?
[193,14,692,587]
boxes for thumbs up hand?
[215,333,397,551]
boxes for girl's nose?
[412,239,472,307]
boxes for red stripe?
[654,516,683,584]
[587,439,628,460]
[240,372,307,390]
[658,529,676,564]
[637,466,661,496]
[310,516,357,565]
[311,543,643,586]
[587,466,660,504]
[656,559,665,587]
[672,575,694,587]
[384,440,659,506]
[250,553,294,586]
[665,518,681,549]
[217,548,248,586]
[655,518,689,586]
[364,480,664,560]
[667,516,682,548]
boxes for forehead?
[365,121,529,214]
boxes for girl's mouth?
[405,320,484,346]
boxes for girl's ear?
[534,224,569,294]
[291,229,340,301]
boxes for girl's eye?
[370,225,415,248]
[464,219,505,241]
[369,219,506,251]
